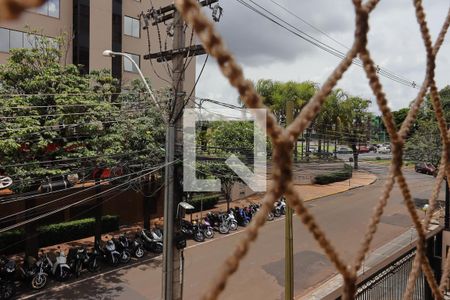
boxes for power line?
[236,0,418,89]
[0,161,173,228]
[0,108,150,120]
[0,101,150,110]
[0,91,149,98]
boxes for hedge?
[313,164,353,185]
[188,194,220,212]
[0,215,119,255]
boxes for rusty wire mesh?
[175,0,450,299]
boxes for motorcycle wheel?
[120,251,131,264]
[0,281,16,299]
[111,254,120,267]
[30,273,48,290]
[194,232,205,242]
[88,258,100,272]
[134,247,145,258]
[57,267,71,282]
[75,261,82,278]
[204,228,214,239]
[274,210,281,218]
[219,224,229,234]
[267,212,274,221]
[229,221,238,231]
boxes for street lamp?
[102,50,161,113]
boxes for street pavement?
[20,163,445,300]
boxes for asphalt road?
[21,163,445,300]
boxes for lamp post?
[102,50,161,112]
[103,50,179,299]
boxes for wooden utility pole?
[285,100,294,299]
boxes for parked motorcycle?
[119,234,145,258]
[96,238,122,267]
[67,247,99,278]
[205,212,229,234]
[19,256,49,290]
[137,229,163,254]
[232,207,251,227]
[276,197,286,215]
[180,220,205,242]
[0,256,16,299]
[199,219,214,239]
[41,248,71,282]
[225,211,238,231]
[113,235,131,264]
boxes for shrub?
[313,164,353,185]
[188,194,220,212]
[0,229,25,254]
[38,215,120,246]
[0,215,119,254]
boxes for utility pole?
[285,100,294,299]
[445,177,449,230]
[142,2,221,299]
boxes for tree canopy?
[0,34,165,192]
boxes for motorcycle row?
[0,228,164,299]
[0,198,286,299]
[182,198,287,242]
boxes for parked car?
[337,147,352,154]
[415,162,437,176]
[358,146,370,153]
[378,146,390,154]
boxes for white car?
[378,146,390,154]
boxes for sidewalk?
[22,170,376,258]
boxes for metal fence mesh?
[175,0,450,299]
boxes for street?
[21,163,445,300]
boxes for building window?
[0,28,9,52]
[123,53,140,73]
[124,16,140,38]
[0,28,56,53]
[30,0,60,18]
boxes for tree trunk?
[143,176,151,230]
[25,198,38,258]
[94,177,102,245]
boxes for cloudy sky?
[194,0,450,114]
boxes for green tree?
[340,96,371,169]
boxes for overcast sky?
[194,0,450,114]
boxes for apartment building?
[0,0,196,91]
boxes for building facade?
[0,0,196,91]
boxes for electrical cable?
[0,161,174,228]
[236,0,418,89]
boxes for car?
[358,146,370,153]
[337,147,352,154]
[415,162,437,176]
[378,146,390,154]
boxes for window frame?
[28,0,60,19]
[123,53,141,74]
[123,16,141,38]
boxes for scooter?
[137,229,163,253]
[41,248,71,282]
[96,237,122,267]
[113,235,131,264]
[67,247,100,278]
[119,234,145,258]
